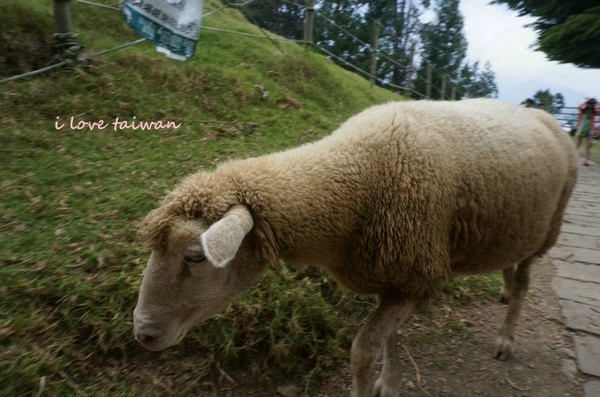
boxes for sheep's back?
[204,99,576,302]
[322,99,577,299]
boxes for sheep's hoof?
[499,294,510,305]
[493,336,513,361]
[372,378,398,397]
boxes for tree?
[492,0,600,69]
[312,1,373,75]
[414,0,467,99]
[234,0,307,40]
[459,61,498,99]
[472,62,498,98]
[235,0,498,98]
[532,89,565,114]
[369,0,430,89]
[312,0,431,90]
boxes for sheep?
[133,98,578,397]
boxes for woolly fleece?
[139,98,578,304]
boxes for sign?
[121,0,203,60]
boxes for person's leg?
[584,134,592,165]
[575,136,582,149]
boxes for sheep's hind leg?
[499,265,514,304]
[351,295,414,397]
[493,257,534,361]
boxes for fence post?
[52,0,86,67]
[451,86,456,101]
[441,75,446,100]
[426,63,432,99]
[303,0,315,48]
[404,44,415,97]
[370,19,380,89]
[54,0,72,33]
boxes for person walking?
[572,98,599,166]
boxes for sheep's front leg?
[372,330,401,397]
[494,257,534,361]
[499,265,514,304]
[351,297,414,397]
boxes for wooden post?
[451,86,457,101]
[370,19,380,89]
[54,0,72,34]
[52,0,87,68]
[303,0,315,48]
[404,44,415,97]
[426,63,432,99]
[441,75,446,100]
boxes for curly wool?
[139,99,578,304]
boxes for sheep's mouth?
[173,328,187,345]
[184,302,230,330]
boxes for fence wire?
[202,26,303,42]
[316,12,447,97]
[203,0,259,18]
[74,0,120,11]
[1,0,451,99]
[0,0,266,85]
[0,62,67,84]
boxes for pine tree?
[414,0,467,99]
[493,0,600,68]
[375,0,429,89]
[458,62,476,98]
[235,0,307,40]
[532,89,565,114]
[313,1,373,75]
[467,62,498,98]
[314,0,429,90]
[235,0,498,99]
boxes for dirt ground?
[207,256,585,397]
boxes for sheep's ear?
[200,205,253,268]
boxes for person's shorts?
[576,125,593,138]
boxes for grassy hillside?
[0,1,500,396]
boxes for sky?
[459,0,600,110]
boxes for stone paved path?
[549,162,600,396]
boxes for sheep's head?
[133,205,264,351]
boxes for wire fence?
[315,12,432,98]
[0,0,464,99]
[555,107,580,126]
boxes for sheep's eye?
[184,252,205,265]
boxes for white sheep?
[133,99,578,397]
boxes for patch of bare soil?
[208,257,584,397]
[341,258,583,397]
[387,258,584,397]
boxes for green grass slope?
[0,1,399,395]
[0,1,500,396]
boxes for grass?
[0,0,502,395]
[593,140,600,163]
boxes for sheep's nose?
[135,331,156,344]
[133,325,162,346]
